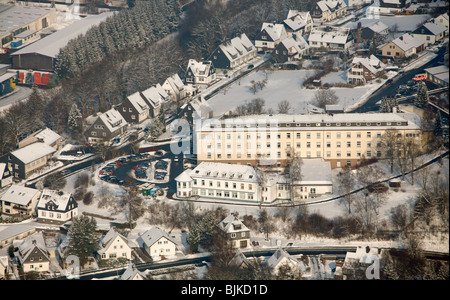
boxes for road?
[350,46,447,113]
[0,86,32,112]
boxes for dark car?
[386,79,393,85]
[247,64,254,69]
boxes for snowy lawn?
[206,69,383,117]
[344,14,432,33]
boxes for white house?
[266,248,302,276]
[217,213,251,249]
[36,189,78,224]
[118,263,145,280]
[433,12,449,29]
[412,21,447,47]
[137,226,177,260]
[18,127,63,150]
[162,73,187,102]
[347,54,386,85]
[14,232,50,273]
[141,84,170,118]
[312,0,348,22]
[308,26,354,50]
[97,227,134,261]
[185,59,216,85]
[254,23,288,51]
[0,184,41,217]
[283,10,313,36]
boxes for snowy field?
[207,69,386,117]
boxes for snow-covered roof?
[98,227,133,255]
[0,185,40,206]
[279,34,310,54]
[17,232,50,263]
[191,162,258,182]
[343,245,383,266]
[163,73,185,94]
[119,263,145,280]
[12,12,114,58]
[316,0,347,13]
[297,158,332,185]
[366,21,389,34]
[98,108,127,133]
[138,226,176,248]
[267,248,299,269]
[189,97,213,118]
[174,168,192,182]
[416,21,447,36]
[284,10,311,31]
[217,214,249,234]
[218,33,256,63]
[33,128,62,146]
[187,59,215,77]
[424,65,449,76]
[308,26,351,45]
[127,92,149,114]
[199,113,421,131]
[141,84,169,108]
[349,54,386,74]
[10,142,56,164]
[391,33,424,51]
[0,4,53,37]
[261,23,287,42]
[37,189,73,211]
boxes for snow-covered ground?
[206,69,391,117]
[344,14,432,34]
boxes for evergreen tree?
[68,103,83,131]
[414,81,429,108]
[67,216,99,267]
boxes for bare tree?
[277,100,292,114]
[312,89,339,109]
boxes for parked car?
[252,241,260,246]
[386,78,393,85]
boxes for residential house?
[137,226,177,260]
[377,33,424,59]
[337,245,384,280]
[411,21,447,47]
[84,108,128,145]
[360,21,389,41]
[228,250,254,269]
[14,232,50,273]
[311,0,348,22]
[0,224,36,249]
[118,92,149,124]
[378,0,411,14]
[308,26,354,50]
[97,227,134,261]
[141,84,170,118]
[118,263,145,280]
[283,10,313,36]
[347,54,386,85]
[217,214,251,249]
[184,59,216,85]
[178,97,213,126]
[0,163,13,188]
[162,73,188,102]
[18,127,63,150]
[254,23,288,51]
[0,142,56,179]
[209,33,257,70]
[271,34,310,64]
[0,185,40,216]
[424,65,449,87]
[36,189,78,224]
[433,12,449,29]
[266,248,301,276]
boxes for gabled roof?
[32,128,62,146]
[284,11,312,31]
[119,263,145,280]
[97,227,132,255]
[0,162,10,180]
[175,168,192,182]
[216,33,256,63]
[279,34,310,54]
[163,73,185,94]
[98,108,127,133]
[138,226,176,248]
[391,33,424,51]
[217,214,250,234]
[266,248,299,269]
[413,21,447,36]
[0,185,40,206]
[366,21,389,34]
[37,188,76,212]
[141,84,169,109]
[186,59,215,77]
[316,0,347,13]
[260,23,287,42]
[349,54,386,75]
[10,142,56,164]
[18,232,50,263]
[126,92,149,114]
